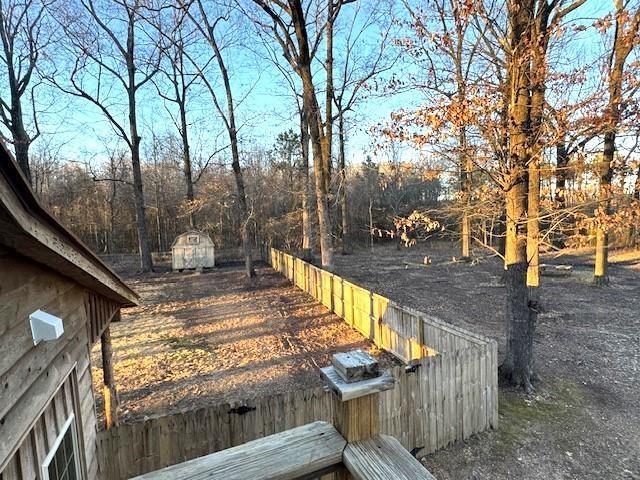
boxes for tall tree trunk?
[126,19,153,272]
[594,1,638,284]
[324,0,334,197]
[460,128,472,259]
[3,37,32,183]
[10,103,32,183]
[554,140,571,248]
[175,38,197,230]
[128,84,154,272]
[499,0,535,391]
[502,177,534,390]
[0,0,43,185]
[526,18,548,304]
[527,159,540,297]
[205,25,255,278]
[230,130,255,278]
[454,21,472,260]
[595,131,614,285]
[300,107,313,261]
[291,0,333,270]
[338,113,349,255]
[498,67,511,273]
[180,103,196,229]
[555,142,568,208]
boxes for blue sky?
[2,0,627,172]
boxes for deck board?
[343,434,436,480]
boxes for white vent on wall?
[29,310,64,345]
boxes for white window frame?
[41,413,82,480]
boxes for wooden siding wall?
[94,249,498,480]
[0,255,103,480]
[0,371,95,480]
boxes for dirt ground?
[332,242,640,480]
[91,260,397,423]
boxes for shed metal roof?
[171,229,214,248]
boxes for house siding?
[0,253,105,480]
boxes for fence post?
[330,273,335,312]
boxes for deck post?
[101,320,119,429]
[334,390,380,443]
[321,350,394,443]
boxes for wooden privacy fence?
[264,248,498,438]
[268,249,494,364]
[96,248,498,479]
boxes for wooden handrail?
[130,421,346,480]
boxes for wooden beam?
[322,353,394,445]
[332,350,379,383]
[130,421,346,480]
[101,324,118,429]
[343,435,437,480]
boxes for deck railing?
[130,351,437,480]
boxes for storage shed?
[0,141,139,480]
[171,230,215,271]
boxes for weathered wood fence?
[264,248,498,445]
[96,248,498,480]
[267,248,493,364]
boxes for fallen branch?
[540,264,573,277]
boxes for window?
[42,415,80,480]
[187,235,200,245]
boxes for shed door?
[183,246,196,268]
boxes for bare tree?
[403,0,479,259]
[594,0,640,285]
[183,0,255,277]
[155,8,201,228]
[0,0,53,182]
[249,0,359,270]
[53,0,166,272]
[330,0,395,254]
[255,28,314,260]
[324,0,335,197]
